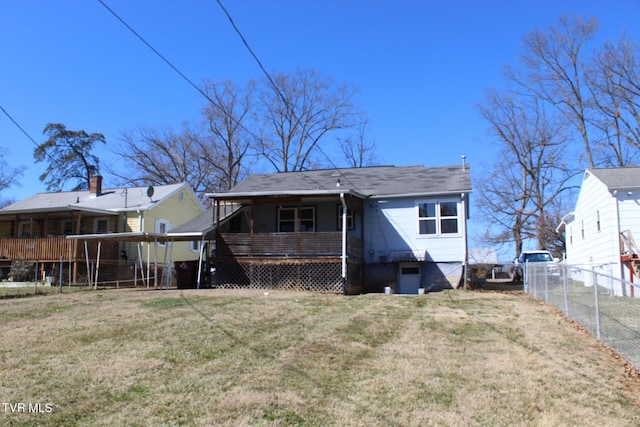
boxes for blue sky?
[1,0,639,255]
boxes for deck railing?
[217,232,363,259]
[0,237,119,262]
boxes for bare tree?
[200,79,255,191]
[0,147,22,201]
[338,120,379,168]
[505,16,600,167]
[476,89,576,257]
[588,37,640,165]
[108,124,214,194]
[110,80,256,194]
[255,69,361,172]
[35,123,105,191]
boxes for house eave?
[207,189,366,200]
[66,231,169,242]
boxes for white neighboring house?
[558,167,640,296]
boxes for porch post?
[197,236,205,289]
[72,212,82,284]
[214,199,220,288]
[94,241,102,289]
[340,193,347,293]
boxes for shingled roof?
[209,165,472,199]
[588,167,640,191]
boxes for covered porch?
[207,190,366,294]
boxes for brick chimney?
[89,175,102,197]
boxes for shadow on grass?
[480,280,523,292]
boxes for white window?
[337,205,354,230]
[190,240,201,252]
[418,200,459,236]
[278,206,315,232]
[155,219,172,246]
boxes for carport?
[66,232,173,288]
[67,204,240,289]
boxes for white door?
[398,263,421,294]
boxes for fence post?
[562,263,569,317]
[544,264,549,303]
[34,260,39,295]
[593,266,601,340]
[58,256,63,293]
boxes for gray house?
[204,164,472,294]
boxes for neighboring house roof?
[0,182,193,215]
[588,167,640,191]
[208,165,472,199]
[167,204,242,241]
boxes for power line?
[97,0,214,106]
[98,0,361,194]
[0,105,63,167]
[0,104,40,148]
[97,0,335,193]
[213,0,365,193]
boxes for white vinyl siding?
[565,172,623,267]
[364,198,466,263]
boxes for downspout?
[340,192,347,294]
[461,193,468,289]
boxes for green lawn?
[1,288,639,426]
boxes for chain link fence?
[524,262,640,371]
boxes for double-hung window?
[337,205,354,230]
[418,200,459,235]
[278,206,315,232]
[155,219,172,246]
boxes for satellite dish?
[146,186,155,198]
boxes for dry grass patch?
[0,289,639,426]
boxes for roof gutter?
[369,190,472,200]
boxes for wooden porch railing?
[0,237,119,262]
[217,232,363,259]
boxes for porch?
[212,232,364,294]
[0,236,120,283]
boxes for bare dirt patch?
[1,288,639,426]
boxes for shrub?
[10,260,36,282]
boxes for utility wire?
[98,0,361,194]
[213,0,365,193]
[0,104,40,147]
[97,0,334,193]
[97,0,214,106]
[0,105,99,170]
